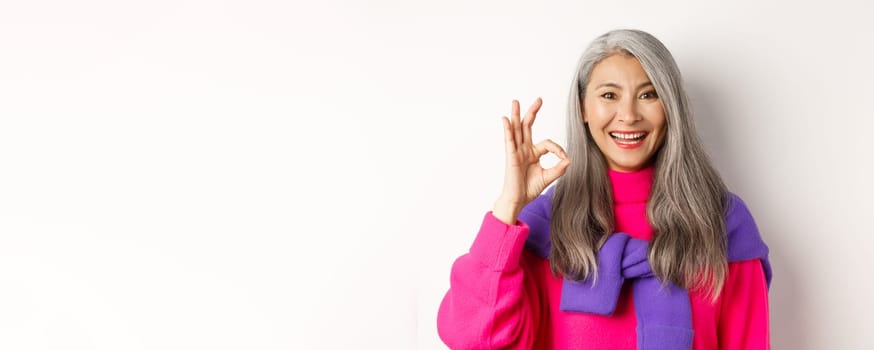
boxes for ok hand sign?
[493,97,571,225]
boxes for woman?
[437,29,771,350]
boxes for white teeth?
[610,132,646,140]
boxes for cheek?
[653,103,666,122]
[583,100,612,124]
[644,104,666,129]
[652,112,667,146]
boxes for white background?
[1,0,872,349]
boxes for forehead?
[588,54,650,87]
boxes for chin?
[610,158,651,172]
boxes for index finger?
[534,139,569,159]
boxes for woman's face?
[583,54,666,172]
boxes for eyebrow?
[594,81,654,90]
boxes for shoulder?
[724,192,773,287]
[518,186,555,258]
[724,192,769,262]
[725,192,758,238]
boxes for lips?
[609,131,648,149]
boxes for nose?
[617,97,642,123]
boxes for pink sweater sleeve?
[437,211,543,350]
[718,259,771,349]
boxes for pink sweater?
[437,166,770,349]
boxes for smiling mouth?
[609,131,648,145]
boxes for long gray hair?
[551,29,729,299]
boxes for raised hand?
[493,97,571,225]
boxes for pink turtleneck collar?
[607,166,654,204]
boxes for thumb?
[542,158,571,184]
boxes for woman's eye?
[640,91,658,99]
[601,92,616,99]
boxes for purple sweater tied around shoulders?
[519,187,772,350]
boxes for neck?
[607,166,654,203]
